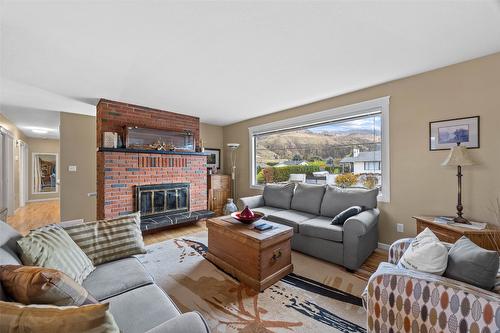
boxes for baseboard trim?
[27,198,60,203]
[378,242,390,251]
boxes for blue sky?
[307,115,381,134]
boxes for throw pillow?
[0,265,97,306]
[320,185,378,218]
[398,228,448,275]
[444,236,499,290]
[262,183,295,209]
[63,212,146,265]
[331,206,363,225]
[17,224,95,284]
[0,301,119,332]
[290,183,326,215]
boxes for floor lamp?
[224,143,240,214]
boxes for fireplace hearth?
[136,183,214,232]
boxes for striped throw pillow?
[63,212,146,266]
[17,225,95,285]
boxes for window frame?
[248,96,390,202]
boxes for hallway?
[7,200,60,235]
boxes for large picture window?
[249,97,390,202]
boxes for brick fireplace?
[96,99,212,230]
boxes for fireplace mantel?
[98,147,209,156]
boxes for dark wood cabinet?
[208,174,231,216]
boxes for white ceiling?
[1,1,500,135]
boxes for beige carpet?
[137,232,368,333]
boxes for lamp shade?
[441,144,475,167]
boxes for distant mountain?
[256,129,380,162]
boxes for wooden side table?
[413,216,500,252]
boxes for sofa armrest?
[387,237,413,264]
[342,209,379,270]
[343,209,379,235]
[362,263,499,332]
[145,312,210,333]
[237,195,264,210]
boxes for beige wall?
[0,113,28,211]
[27,138,60,201]
[223,52,500,244]
[200,123,224,170]
[60,112,97,222]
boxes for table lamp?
[441,142,476,224]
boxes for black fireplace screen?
[136,183,190,217]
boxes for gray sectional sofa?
[238,183,379,270]
[0,221,210,333]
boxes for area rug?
[136,232,367,333]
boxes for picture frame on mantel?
[429,116,479,151]
[205,148,221,169]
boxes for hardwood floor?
[7,200,60,235]
[5,202,385,281]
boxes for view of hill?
[255,129,381,163]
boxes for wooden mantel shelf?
[98,147,209,156]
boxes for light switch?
[68,165,77,172]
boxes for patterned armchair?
[363,238,499,333]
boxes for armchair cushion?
[445,236,499,290]
[263,183,295,209]
[398,228,448,275]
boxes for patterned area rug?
[137,232,368,333]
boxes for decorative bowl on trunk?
[231,211,264,224]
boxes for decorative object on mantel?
[102,132,118,148]
[204,148,220,169]
[442,142,476,224]
[429,116,479,151]
[414,216,500,252]
[124,126,195,152]
[195,139,205,153]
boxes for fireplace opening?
[136,183,190,217]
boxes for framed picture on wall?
[205,148,221,169]
[429,116,479,151]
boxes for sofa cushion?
[252,206,285,217]
[445,236,499,290]
[17,224,95,284]
[300,217,343,242]
[107,284,180,333]
[290,183,326,215]
[331,206,363,225]
[267,210,317,233]
[63,212,146,266]
[0,265,97,306]
[0,302,119,333]
[0,221,22,301]
[263,183,295,209]
[83,257,153,301]
[320,186,378,218]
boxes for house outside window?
[249,97,390,202]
